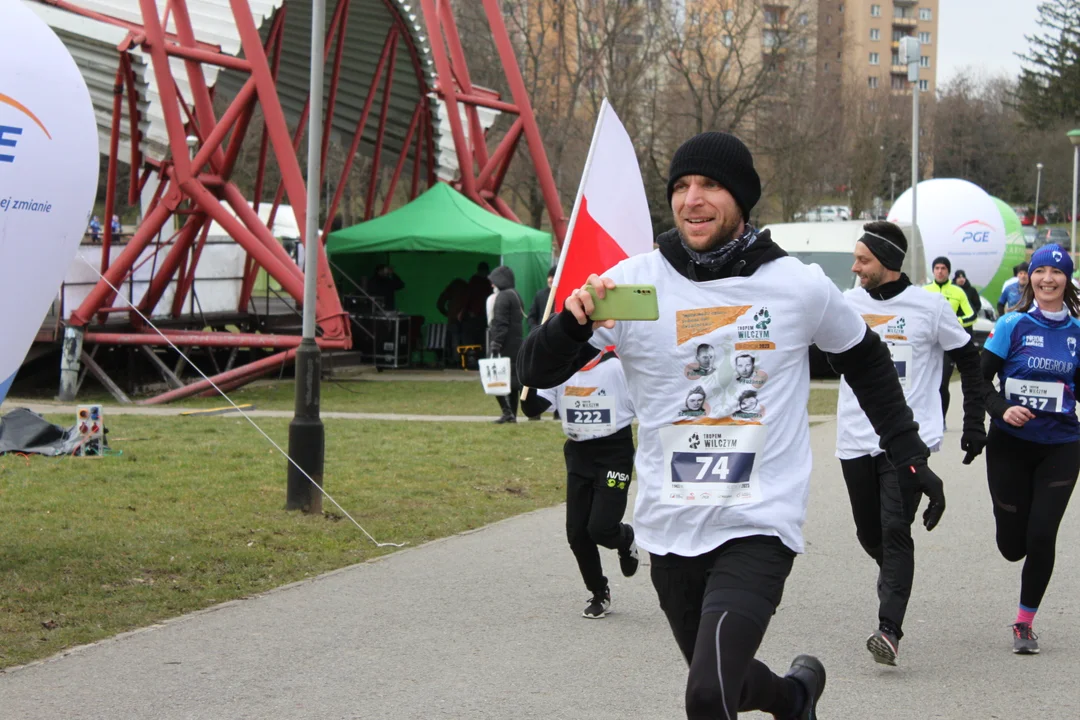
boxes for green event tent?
[326,183,554,333]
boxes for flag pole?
[546,97,612,317]
[521,99,611,402]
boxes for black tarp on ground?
[0,408,83,456]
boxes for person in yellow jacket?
[925,256,976,425]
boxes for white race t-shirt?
[589,251,867,556]
[835,285,970,459]
[538,354,635,441]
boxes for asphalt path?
[2,391,1079,719]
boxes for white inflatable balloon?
[887,178,1005,288]
[0,0,99,405]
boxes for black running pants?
[493,347,523,417]
[840,453,922,637]
[650,536,801,720]
[986,425,1080,609]
[564,429,635,594]
[940,351,955,420]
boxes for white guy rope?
[77,254,405,548]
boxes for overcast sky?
[937,0,1044,85]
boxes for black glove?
[489,345,501,357]
[900,460,946,531]
[960,429,987,465]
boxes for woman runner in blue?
[980,243,1080,654]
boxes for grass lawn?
[7,381,841,419]
[807,388,838,416]
[0,387,839,668]
[0,414,567,669]
[181,378,503,414]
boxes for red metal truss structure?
[36,0,566,403]
[419,0,567,241]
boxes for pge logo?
[953,219,995,243]
[0,93,52,163]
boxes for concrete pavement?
[2,395,1080,718]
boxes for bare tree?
[486,0,662,229]
[753,66,840,223]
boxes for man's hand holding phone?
[565,274,617,330]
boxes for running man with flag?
[521,129,947,719]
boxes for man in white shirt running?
[837,221,986,667]
[520,132,947,720]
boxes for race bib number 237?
[1005,377,1064,412]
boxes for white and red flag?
[549,99,654,314]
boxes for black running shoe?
[785,654,826,720]
[867,623,900,666]
[582,587,611,619]
[1012,623,1040,654]
[618,527,639,578]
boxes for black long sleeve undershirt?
[947,339,987,432]
[980,351,1011,420]
[518,308,599,389]
[520,391,552,418]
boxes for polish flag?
[549,99,654,313]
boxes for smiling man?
[837,221,985,667]
[519,132,949,719]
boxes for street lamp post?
[1034,162,1044,232]
[1070,130,1080,260]
[900,37,921,236]
[286,0,326,513]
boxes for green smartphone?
[586,284,659,321]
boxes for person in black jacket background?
[370,264,405,311]
[488,265,526,423]
[952,269,982,317]
[528,267,557,332]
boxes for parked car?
[802,206,841,222]
[1032,226,1072,250]
[1013,206,1048,226]
[798,205,852,223]
[1022,226,1038,249]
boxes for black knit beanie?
[932,256,951,273]
[666,132,762,220]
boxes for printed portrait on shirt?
[733,352,769,389]
[732,389,765,420]
[684,343,717,378]
[673,305,775,423]
[679,385,710,418]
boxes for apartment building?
[817,0,939,96]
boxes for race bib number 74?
[660,424,766,506]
